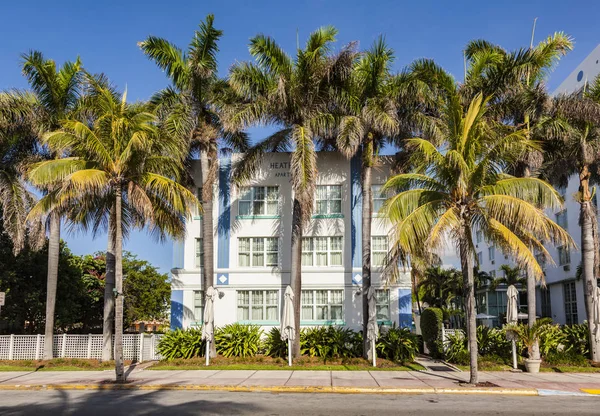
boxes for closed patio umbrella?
[366,287,379,367]
[593,287,600,342]
[280,286,295,366]
[202,286,217,366]
[506,285,519,369]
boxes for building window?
[238,237,279,267]
[372,184,390,214]
[556,210,568,229]
[557,185,567,199]
[489,270,496,279]
[315,185,342,215]
[301,236,343,266]
[372,236,388,267]
[301,289,343,321]
[237,290,279,321]
[488,246,495,262]
[558,246,570,266]
[375,289,390,321]
[476,251,483,265]
[195,238,204,268]
[476,230,483,244]
[535,253,546,270]
[238,186,279,216]
[563,281,578,325]
[541,287,552,318]
[193,290,204,322]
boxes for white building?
[169,152,412,332]
[474,44,600,326]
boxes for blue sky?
[1,0,599,274]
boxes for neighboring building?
[474,44,600,326]
[170,152,412,332]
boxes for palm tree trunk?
[200,149,217,358]
[523,166,540,360]
[43,211,60,360]
[291,198,303,358]
[114,186,125,382]
[459,235,478,385]
[102,212,115,361]
[580,166,600,361]
[361,145,374,360]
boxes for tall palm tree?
[541,83,600,361]
[489,265,527,290]
[227,26,355,356]
[383,91,572,384]
[3,52,83,359]
[139,15,248,356]
[418,266,462,309]
[28,78,199,381]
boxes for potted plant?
[506,319,551,373]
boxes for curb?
[0,383,540,396]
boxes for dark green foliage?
[444,331,469,365]
[375,325,419,363]
[476,326,511,359]
[421,308,443,358]
[544,351,588,366]
[263,327,288,358]
[157,328,205,359]
[300,326,362,359]
[215,323,263,358]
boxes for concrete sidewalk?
[1,368,600,396]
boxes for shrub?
[421,308,443,358]
[214,323,263,358]
[157,328,205,359]
[376,325,418,363]
[477,326,511,359]
[544,351,588,367]
[562,323,589,356]
[264,327,289,358]
[444,331,469,365]
[300,326,362,359]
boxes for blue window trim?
[377,320,393,325]
[193,216,202,220]
[300,320,345,326]
[237,320,280,325]
[236,215,281,220]
[312,214,344,219]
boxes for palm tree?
[28,78,199,381]
[227,26,355,356]
[541,83,600,361]
[383,91,572,384]
[3,52,83,359]
[489,264,527,290]
[139,15,248,357]
[418,266,462,309]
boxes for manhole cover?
[428,366,454,372]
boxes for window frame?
[556,209,568,230]
[315,185,342,216]
[558,245,571,266]
[238,237,279,268]
[193,290,204,323]
[301,236,343,267]
[371,236,389,267]
[563,281,578,325]
[375,289,391,322]
[372,184,390,215]
[238,186,280,217]
[237,290,279,322]
[300,289,344,323]
[488,246,495,262]
[195,237,204,268]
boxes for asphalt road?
[0,390,598,415]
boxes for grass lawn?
[0,359,130,372]
[540,365,600,373]
[149,356,424,371]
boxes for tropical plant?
[507,318,553,358]
[300,326,362,360]
[227,26,355,356]
[263,327,289,359]
[420,307,444,358]
[157,328,206,359]
[214,323,263,358]
[444,331,469,365]
[383,87,573,383]
[27,77,198,382]
[2,52,84,360]
[418,266,463,309]
[476,326,511,358]
[139,14,249,358]
[375,324,419,363]
[541,81,600,361]
[489,264,527,290]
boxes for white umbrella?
[593,287,600,342]
[280,286,295,367]
[366,287,379,367]
[506,285,519,370]
[202,286,217,366]
[476,313,496,319]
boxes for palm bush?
[157,328,205,359]
[376,325,419,363]
[444,331,469,365]
[263,327,288,359]
[476,326,511,359]
[214,323,263,358]
[300,326,362,359]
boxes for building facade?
[170,152,412,332]
[473,44,600,326]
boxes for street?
[0,390,597,415]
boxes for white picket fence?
[0,334,163,362]
[441,328,464,345]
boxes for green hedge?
[421,308,443,358]
[376,325,419,363]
